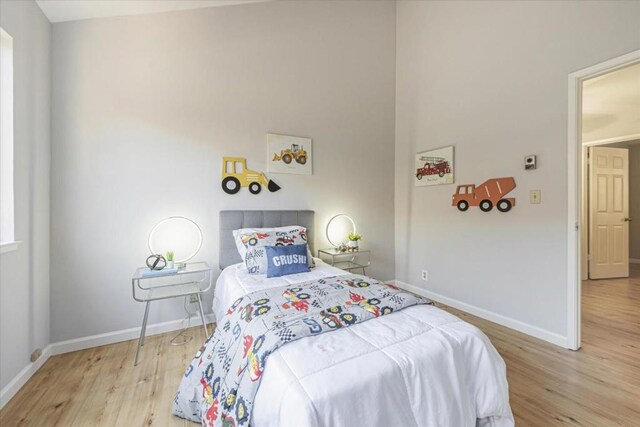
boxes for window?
[0,27,16,253]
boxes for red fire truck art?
[416,157,451,179]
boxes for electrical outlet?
[530,190,541,204]
[189,295,198,303]
[421,270,428,281]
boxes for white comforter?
[212,261,514,427]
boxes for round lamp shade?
[326,214,356,247]
[148,216,203,263]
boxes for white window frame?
[1,27,19,254]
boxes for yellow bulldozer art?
[221,157,281,195]
[272,144,308,165]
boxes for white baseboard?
[0,345,52,409]
[50,313,216,356]
[393,280,569,348]
[630,258,640,264]
[0,313,215,409]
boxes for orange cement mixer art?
[452,177,516,212]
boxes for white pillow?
[232,225,303,258]
[232,226,315,273]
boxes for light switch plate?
[530,190,541,204]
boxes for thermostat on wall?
[525,155,537,170]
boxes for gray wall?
[0,0,51,390]
[50,1,396,342]
[630,145,640,260]
[395,1,640,339]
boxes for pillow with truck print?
[232,225,315,274]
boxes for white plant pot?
[348,240,359,249]
[166,261,174,269]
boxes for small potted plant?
[347,232,362,250]
[166,251,175,269]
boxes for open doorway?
[567,53,640,350]
[581,62,640,280]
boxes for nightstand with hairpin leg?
[131,262,212,366]
[318,248,371,275]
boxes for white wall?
[50,1,396,342]
[0,0,51,391]
[630,144,640,260]
[582,62,640,144]
[395,1,640,342]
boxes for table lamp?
[325,214,356,249]
[148,216,203,268]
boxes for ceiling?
[35,0,267,23]
[582,62,640,144]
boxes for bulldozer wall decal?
[221,157,281,195]
[267,133,313,175]
[452,177,516,212]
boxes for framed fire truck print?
[415,146,455,186]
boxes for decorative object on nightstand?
[347,232,362,250]
[132,216,209,366]
[325,214,356,248]
[146,253,166,271]
[318,248,371,275]
[166,251,175,269]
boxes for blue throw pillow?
[265,244,310,278]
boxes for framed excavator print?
[267,133,313,175]
[415,145,455,186]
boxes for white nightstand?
[131,261,212,365]
[318,248,371,274]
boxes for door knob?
[624,218,632,222]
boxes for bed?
[175,210,514,427]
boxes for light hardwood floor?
[1,266,638,426]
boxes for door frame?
[567,49,640,350]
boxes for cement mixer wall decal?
[452,177,516,212]
[221,157,281,195]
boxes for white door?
[589,146,630,279]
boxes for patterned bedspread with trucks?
[172,274,429,427]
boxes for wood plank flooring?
[448,263,640,426]
[1,265,638,426]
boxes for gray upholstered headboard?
[219,210,315,270]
